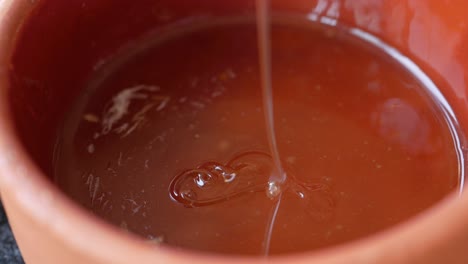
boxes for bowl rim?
[0,0,467,263]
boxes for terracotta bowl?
[1,0,468,263]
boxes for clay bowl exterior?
[0,0,468,263]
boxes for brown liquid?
[54,16,461,255]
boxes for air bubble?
[266,181,282,199]
[193,170,217,188]
[290,182,335,222]
[169,150,335,216]
[169,151,273,207]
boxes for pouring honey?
[53,0,463,256]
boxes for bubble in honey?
[290,181,335,222]
[169,151,273,207]
[266,181,282,199]
[169,150,335,218]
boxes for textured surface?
[0,203,24,264]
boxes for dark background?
[0,203,24,263]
